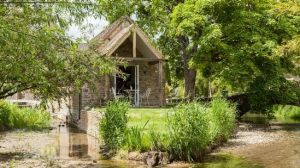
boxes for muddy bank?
[217,122,300,168]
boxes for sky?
[67,16,108,41]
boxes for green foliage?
[124,126,145,152]
[100,100,130,151]
[167,102,211,161]
[101,101,236,160]
[148,129,168,151]
[209,99,236,141]
[248,74,300,111]
[273,105,300,121]
[167,99,236,161]
[0,101,51,130]
[0,1,116,101]
[0,101,11,129]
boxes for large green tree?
[97,0,300,108]
[0,1,116,101]
[170,0,300,109]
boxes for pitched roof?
[90,16,164,60]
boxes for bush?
[167,102,211,161]
[0,100,51,130]
[209,98,236,141]
[100,100,130,151]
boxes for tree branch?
[0,85,38,99]
[0,0,96,6]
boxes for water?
[1,115,299,168]
[41,126,145,167]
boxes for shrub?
[167,102,211,161]
[0,100,51,130]
[100,100,130,151]
[209,98,236,141]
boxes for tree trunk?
[182,51,196,99]
[178,36,197,99]
[184,67,197,99]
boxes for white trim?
[135,65,140,107]
[133,28,137,58]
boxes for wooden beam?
[133,29,137,58]
[117,57,163,62]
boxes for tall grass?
[0,101,51,130]
[99,100,130,151]
[209,98,236,141]
[100,99,236,161]
[167,99,236,161]
[124,120,151,152]
[168,102,211,161]
[124,126,144,151]
[149,129,168,151]
[273,105,300,121]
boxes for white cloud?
[67,16,108,41]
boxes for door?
[112,65,139,106]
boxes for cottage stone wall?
[139,62,165,106]
[74,110,103,138]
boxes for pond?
[0,115,299,168]
[0,122,145,168]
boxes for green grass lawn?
[127,108,171,133]
[96,107,171,150]
[96,107,171,133]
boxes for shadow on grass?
[193,154,264,168]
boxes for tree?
[170,0,300,109]
[0,1,116,101]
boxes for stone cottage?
[70,16,166,124]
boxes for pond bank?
[214,121,300,168]
[0,118,299,168]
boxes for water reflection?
[39,126,148,167]
[42,126,100,160]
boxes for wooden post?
[133,29,137,58]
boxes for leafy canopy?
[0,1,116,101]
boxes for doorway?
[113,65,139,106]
